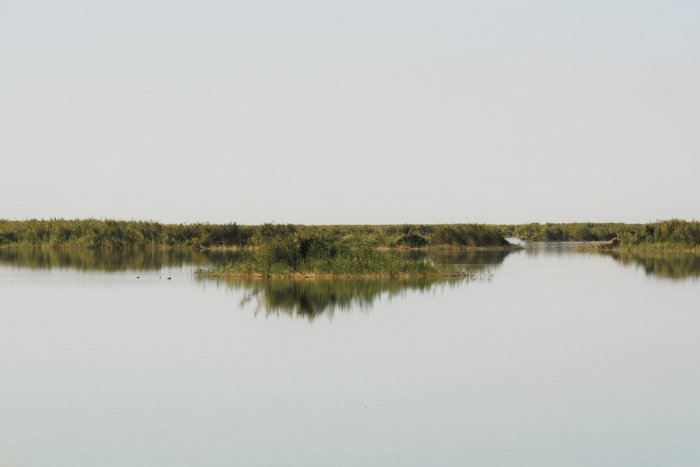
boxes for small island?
[195,234,469,279]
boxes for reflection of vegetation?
[217,278,469,321]
[3,219,698,251]
[0,247,511,276]
[0,247,239,272]
[0,219,511,249]
[407,249,512,268]
[202,251,505,320]
[197,234,467,278]
[605,251,700,281]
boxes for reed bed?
[501,220,700,250]
[2,219,697,254]
[195,233,466,279]
[0,219,511,250]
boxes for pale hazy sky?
[1,1,698,224]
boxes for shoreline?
[579,242,700,254]
[195,271,470,280]
[0,243,522,252]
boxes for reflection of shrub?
[232,279,462,320]
[0,247,240,272]
[609,251,700,281]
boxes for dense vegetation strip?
[0,219,511,250]
[501,220,700,250]
[499,222,636,241]
[1,219,697,252]
[195,234,467,278]
[604,219,700,250]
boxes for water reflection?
[519,242,700,281]
[5,247,697,283]
[0,247,239,271]
[204,250,512,320]
[605,251,700,281]
[0,247,514,273]
[215,278,467,321]
[401,249,513,268]
[521,241,606,255]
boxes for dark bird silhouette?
[167,277,172,280]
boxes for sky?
[1,0,698,224]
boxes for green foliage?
[503,222,629,241]
[631,219,700,246]
[0,219,254,249]
[198,233,463,278]
[396,230,429,248]
[0,220,512,250]
[430,224,509,247]
[251,223,298,244]
[3,219,697,252]
[502,220,700,249]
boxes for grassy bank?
[2,218,697,253]
[582,220,700,252]
[593,243,700,254]
[0,219,251,249]
[195,234,467,279]
[500,222,640,242]
[501,220,700,251]
[0,219,511,250]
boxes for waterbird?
[167,277,172,280]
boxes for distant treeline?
[0,220,510,249]
[500,223,632,241]
[501,220,700,248]
[1,219,698,250]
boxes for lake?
[1,245,699,467]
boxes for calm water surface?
[1,245,699,467]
